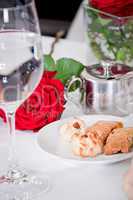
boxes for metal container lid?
[83,62,132,80]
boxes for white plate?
[37,115,133,164]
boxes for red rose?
[0,71,65,132]
[89,0,133,17]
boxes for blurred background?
[35,0,83,37]
[0,0,83,40]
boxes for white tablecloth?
[0,37,130,200]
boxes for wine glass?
[0,0,49,199]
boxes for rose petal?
[0,71,65,132]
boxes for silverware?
[66,62,133,116]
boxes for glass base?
[0,169,49,200]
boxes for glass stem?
[7,112,18,170]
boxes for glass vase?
[83,1,133,67]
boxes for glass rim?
[83,1,133,19]
[0,0,33,11]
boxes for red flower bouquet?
[89,0,133,17]
[0,71,65,132]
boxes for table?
[0,37,130,200]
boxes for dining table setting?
[0,0,133,200]
[0,35,131,200]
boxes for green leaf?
[55,58,84,84]
[89,18,103,33]
[86,8,98,20]
[99,17,111,26]
[44,54,56,71]
[55,73,70,84]
[116,50,126,61]
[90,41,105,60]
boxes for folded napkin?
[0,71,65,132]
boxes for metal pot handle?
[65,76,83,107]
